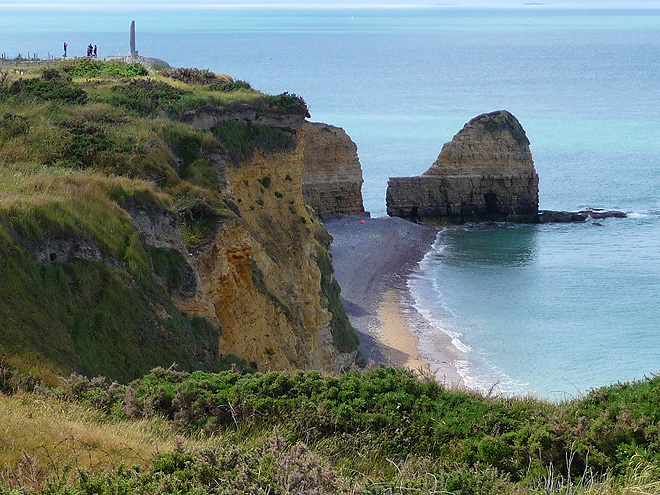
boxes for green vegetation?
[3,365,660,493]
[106,78,186,116]
[59,58,148,78]
[251,259,292,316]
[258,176,271,188]
[160,67,232,85]
[314,226,360,354]
[150,247,188,291]
[2,69,86,104]
[211,122,298,165]
[209,79,252,92]
[261,91,310,118]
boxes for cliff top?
[423,109,534,177]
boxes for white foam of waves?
[407,229,529,397]
[451,338,472,353]
[455,357,530,397]
[628,210,657,220]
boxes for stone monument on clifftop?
[386,110,539,223]
[130,21,138,57]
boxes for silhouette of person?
[63,42,68,58]
[87,44,93,57]
[93,45,97,58]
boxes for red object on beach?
[360,220,365,225]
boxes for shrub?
[59,59,148,78]
[211,122,297,165]
[6,70,86,104]
[208,80,252,92]
[107,79,184,116]
[0,113,29,141]
[161,67,231,85]
[260,92,310,118]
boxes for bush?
[211,122,297,165]
[0,113,29,141]
[59,59,148,78]
[161,67,230,85]
[5,70,86,104]
[107,79,185,116]
[260,92,310,117]
[208,80,252,92]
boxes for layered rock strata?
[167,107,360,371]
[386,110,539,224]
[301,122,367,219]
[191,136,357,372]
[178,103,306,131]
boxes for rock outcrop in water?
[386,110,539,224]
[301,122,367,219]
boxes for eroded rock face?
[387,110,539,223]
[191,137,357,372]
[301,122,367,219]
[177,103,306,131]
[31,236,102,265]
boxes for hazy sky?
[1,0,660,7]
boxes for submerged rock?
[539,208,627,223]
[386,110,539,224]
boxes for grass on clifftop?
[1,60,308,119]
[2,365,660,494]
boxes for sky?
[2,0,660,7]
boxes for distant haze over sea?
[3,0,660,9]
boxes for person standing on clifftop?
[63,42,68,58]
[93,45,97,57]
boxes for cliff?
[387,110,539,223]
[192,137,358,372]
[301,122,367,219]
[0,60,359,381]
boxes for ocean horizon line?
[3,3,660,11]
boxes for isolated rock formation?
[386,110,539,223]
[301,122,367,219]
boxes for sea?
[2,5,660,399]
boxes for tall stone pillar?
[130,21,137,57]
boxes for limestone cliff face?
[301,122,367,219]
[125,102,360,372]
[188,134,357,372]
[387,110,539,223]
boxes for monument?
[130,21,138,57]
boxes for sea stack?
[386,110,539,223]
[302,122,368,219]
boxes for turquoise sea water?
[2,6,660,397]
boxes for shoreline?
[325,216,463,386]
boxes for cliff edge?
[301,122,367,219]
[386,110,539,223]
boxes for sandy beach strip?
[324,216,463,385]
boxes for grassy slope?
[1,366,660,494]
[0,61,259,381]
